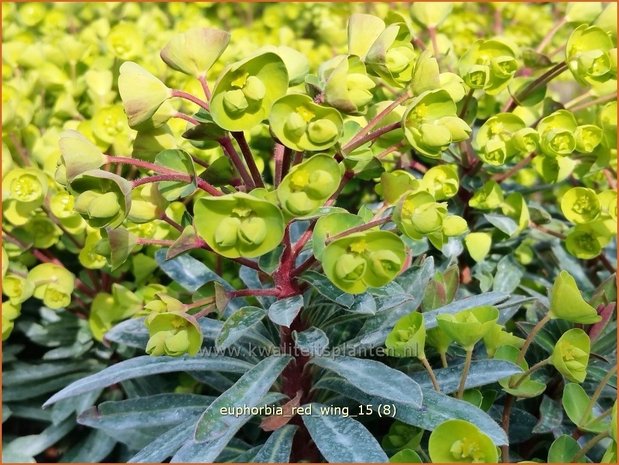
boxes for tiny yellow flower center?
[572,195,593,215]
[11,174,42,202]
[410,103,428,123]
[450,437,486,463]
[290,170,310,190]
[296,105,315,123]
[230,71,249,88]
[349,239,368,254]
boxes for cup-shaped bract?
[323,55,376,115]
[386,312,426,358]
[58,130,106,182]
[565,223,609,259]
[464,232,493,263]
[366,22,415,88]
[2,167,49,226]
[436,305,499,350]
[380,170,421,204]
[411,2,453,28]
[549,271,601,324]
[70,170,132,229]
[475,113,528,166]
[394,191,447,240]
[560,187,600,224]
[483,323,524,357]
[118,62,172,128]
[259,45,310,85]
[2,274,34,305]
[550,328,590,383]
[2,301,20,341]
[459,38,519,95]
[567,25,616,87]
[402,89,471,158]
[194,192,285,259]
[210,52,288,131]
[428,419,499,463]
[347,13,386,59]
[426,326,453,356]
[27,263,75,310]
[598,190,617,219]
[277,154,342,216]
[537,110,578,157]
[269,95,343,152]
[128,183,168,224]
[495,345,546,398]
[421,164,459,201]
[501,192,530,234]
[145,312,202,357]
[575,124,603,153]
[411,50,441,96]
[469,181,504,210]
[323,230,406,294]
[160,27,230,77]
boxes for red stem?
[132,173,222,197]
[343,92,411,152]
[219,137,255,189]
[198,74,211,101]
[228,288,279,298]
[232,131,264,188]
[273,143,285,186]
[174,112,199,126]
[342,122,401,154]
[171,89,210,111]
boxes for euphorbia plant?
[2,2,616,463]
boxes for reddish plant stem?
[343,92,411,151]
[171,89,210,111]
[136,238,175,246]
[105,155,176,174]
[281,147,293,179]
[377,141,406,159]
[501,394,514,462]
[219,137,255,189]
[291,255,318,277]
[492,152,536,183]
[160,213,183,232]
[503,62,568,112]
[342,121,401,154]
[273,143,286,186]
[132,173,222,197]
[198,74,211,101]
[568,93,617,112]
[228,288,280,298]
[131,173,223,197]
[232,131,264,188]
[174,112,199,126]
[326,216,391,243]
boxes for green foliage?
[2,2,616,463]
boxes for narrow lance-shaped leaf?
[310,356,422,407]
[302,403,388,463]
[44,356,252,407]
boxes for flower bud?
[223,89,249,114]
[551,328,590,383]
[118,62,172,127]
[386,312,426,358]
[307,119,339,145]
[436,305,499,351]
